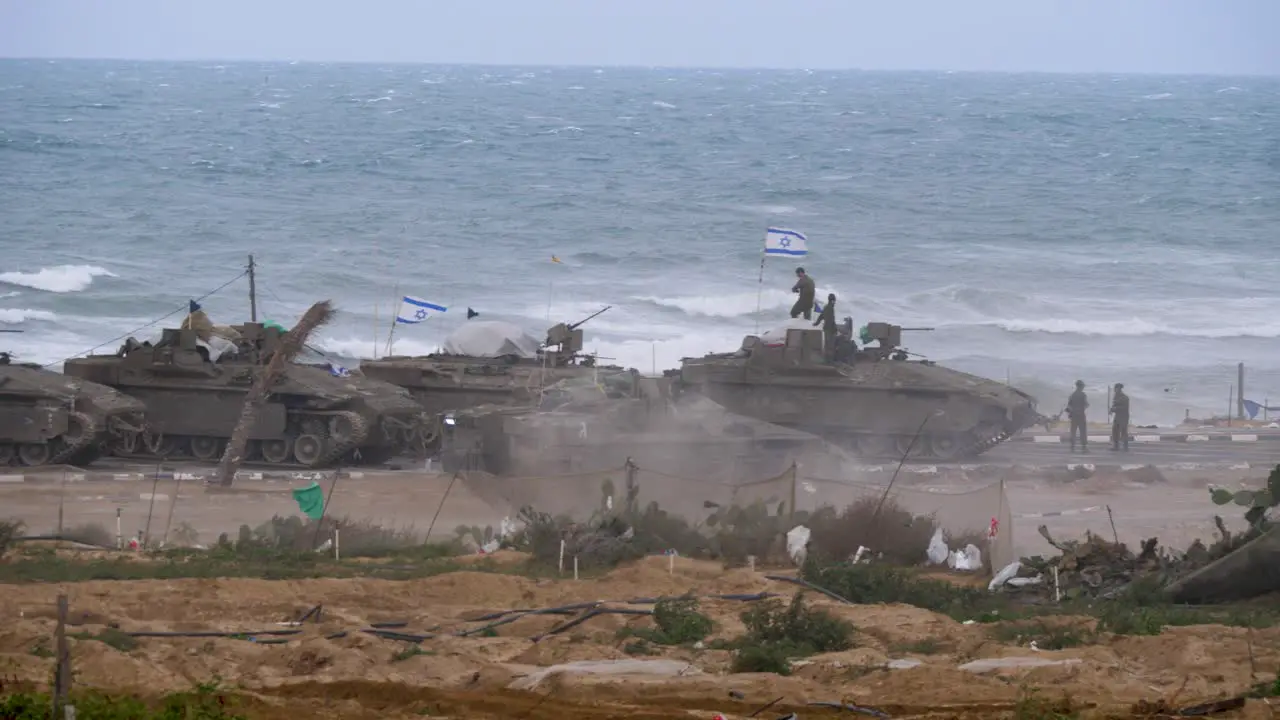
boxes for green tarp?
[292,481,325,519]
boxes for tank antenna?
[247,254,258,322]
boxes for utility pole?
[247,254,258,322]
[1238,362,1245,421]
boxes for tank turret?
[673,321,1039,461]
[61,322,428,468]
[358,306,625,451]
[1,330,148,467]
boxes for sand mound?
[2,561,1275,718]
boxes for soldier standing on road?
[790,267,815,320]
[1066,380,1089,453]
[1109,382,1130,451]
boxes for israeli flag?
[395,295,447,324]
[765,227,808,257]
[328,362,351,378]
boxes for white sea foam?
[0,265,117,293]
[0,308,57,324]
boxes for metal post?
[53,593,70,717]
[247,254,258,322]
[1238,362,1245,420]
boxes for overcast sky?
[2,0,1278,76]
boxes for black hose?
[807,701,891,718]
[532,607,653,642]
[362,629,434,643]
[459,603,602,637]
[125,629,302,638]
[764,575,853,605]
[470,601,600,622]
[295,605,323,624]
[368,621,409,629]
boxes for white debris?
[926,528,949,565]
[786,525,811,565]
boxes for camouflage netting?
[440,320,541,359]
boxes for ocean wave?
[636,285,1280,339]
[967,317,1280,339]
[0,308,57,324]
[0,264,117,293]
[635,288,826,319]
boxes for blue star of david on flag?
[395,295,448,325]
[764,227,808,257]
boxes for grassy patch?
[729,593,855,675]
[390,646,434,662]
[889,637,947,655]
[1014,687,1081,720]
[631,595,714,646]
[70,627,140,653]
[988,620,1094,650]
[0,678,247,720]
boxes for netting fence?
[3,461,1012,573]
[461,461,1014,572]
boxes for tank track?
[108,409,384,470]
[846,424,1015,463]
[0,411,118,468]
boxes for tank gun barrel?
[899,327,935,332]
[0,329,24,333]
[568,305,612,331]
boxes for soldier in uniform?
[1109,382,1130,451]
[813,293,837,360]
[790,267,815,320]
[1066,380,1089,453]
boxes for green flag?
[292,481,325,519]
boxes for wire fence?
[463,460,1014,571]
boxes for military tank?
[358,307,631,451]
[672,320,1040,461]
[61,321,428,468]
[0,330,148,467]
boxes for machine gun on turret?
[0,329,23,365]
[543,305,611,367]
[858,322,934,361]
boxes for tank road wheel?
[0,443,14,465]
[854,435,896,459]
[260,437,294,464]
[293,434,325,466]
[329,414,357,444]
[927,434,966,461]
[143,432,179,458]
[113,432,140,456]
[893,435,927,459]
[189,436,224,462]
[63,412,90,447]
[17,443,52,467]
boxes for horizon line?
[1,55,1276,79]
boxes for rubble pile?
[998,526,1190,601]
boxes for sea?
[1,60,1278,427]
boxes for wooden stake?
[53,594,71,717]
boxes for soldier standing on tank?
[790,267,815,320]
[1066,380,1089,453]
[1109,382,1130,451]
[813,293,837,360]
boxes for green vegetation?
[729,593,855,675]
[799,558,1280,637]
[634,595,714,645]
[0,679,246,720]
